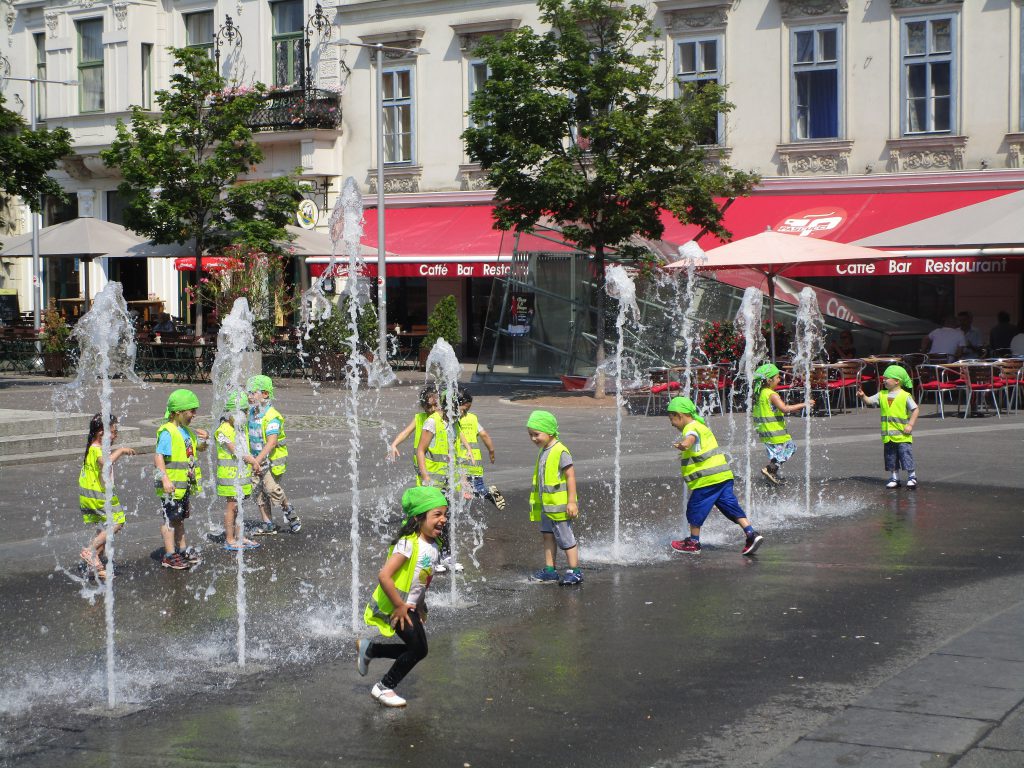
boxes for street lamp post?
[1,70,78,332]
[330,39,427,366]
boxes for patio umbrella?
[0,217,148,311]
[663,229,887,359]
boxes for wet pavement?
[1,373,1023,767]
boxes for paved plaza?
[0,372,1022,768]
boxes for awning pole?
[768,276,777,362]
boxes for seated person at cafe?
[989,311,1017,352]
[1011,324,1024,357]
[827,330,857,361]
[153,313,177,333]
[921,316,965,360]
[957,311,984,358]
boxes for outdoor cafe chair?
[691,364,727,414]
[804,363,849,416]
[914,364,959,419]
[953,362,1006,419]
[994,358,1023,412]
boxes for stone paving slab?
[762,739,951,768]
[980,703,1024,751]
[952,748,1024,768]
[860,669,1024,721]
[805,707,991,754]
[939,631,1024,663]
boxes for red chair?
[915,364,959,419]
[958,363,1006,418]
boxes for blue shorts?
[685,479,746,528]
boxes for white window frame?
[790,24,842,141]
[1019,11,1024,130]
[382,66,416,165]
[34,32,47,123]
[77,18,104,114]
[900,14,957,136]
[467,58,490,128]
[674,35,724,146]
[141,43,153,110]
[183,10,215,55]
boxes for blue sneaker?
[531,568,560,583]
[560,569,583,585]
[356,638,372,677]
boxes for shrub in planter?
[421,295,461,365]
[307,296,377,380]
[40,299,71,376]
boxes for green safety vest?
[154,422,202,499]
[530,441,570,522]
[879,389,913,444]
[259,406,288,476]
[417,411,451,486]
[753,387,791,445]
[679,421,734,491]
[215,420,253,498]
[456,412,483,477]
[79,445,123,518]
[363,534,428,637]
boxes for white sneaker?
[371,682,406,708]
[906,477,918,489]
[885,479,900,489]
[436,556,463,574]
[434,561,449,575]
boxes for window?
[675,37,722,145]
[792,26,840,140]
[468,60,489,127]
[77,19,104,113]
[902,16,955,134]
[382,68,414,164]
[34,33,46,123]
[184,11,214,55]
[271,0,303,88]
[141,44,153,110]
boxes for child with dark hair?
[388,384,438,471]
[455,388,506,509]
[79,414,135,580]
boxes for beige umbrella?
[0,217,148,311]
[663,229,887,359]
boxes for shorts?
[468,476,488,496]
[161,496,191,524]
[685,479,746,528]
[763,440,797,464]
[82,509,126,526]
[539,513,577,550]
[883,442,915,473]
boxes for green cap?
[882,365,913,391]
[526,410,559,437]
[666,396,706,425]
[754,363,780,382]
[401,486,448,519]
[246,374,274,397]
[165,388,200,420]
[224,390,248,412]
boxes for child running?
[356,485,447,708]
[526,410,582,585]
[667,396,764,556]
[455,388,506,510]
[247,375,301,535]
[752,363,814,485]
[78,414,135,580]
[857,364,919,489]
[154,389,207,570]
[388,384,438,467]
[215,391,261,551]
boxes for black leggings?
[370,609,428,690]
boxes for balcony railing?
[247,88,341,132]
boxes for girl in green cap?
[526,410,582,585]
[667,396,763,556]
[752,363,814,485]
[857,365,919,489]
[356,485,448,708]
[215,392,262,552]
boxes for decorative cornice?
[663,4,732,30]
[4,8,15,34]
[368,165,423,194]
[777,140,853,176]
[1005,133,1024,169]
[450,18,520,53]
[886,135,967,173]
[457,163,494,191]
[358,28,424,59]
[44,8,58,36]
[113,1,127,29]
[779,0,848,20]
[889,0,963,9]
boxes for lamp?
[303,4,331,92]
[214,15,243,75]
[330,39,428,365]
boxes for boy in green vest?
[668,396,763,556]
[456,389,506,510]
[154,389,208,570]
[526,410,582,585]
[752,363,814,485]
[857,365,919,489]
[247,375,301,535]
[215,391,261,551]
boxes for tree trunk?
[193,236,204,338]
[592,241,607,399]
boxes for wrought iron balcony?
[247,88,341,132]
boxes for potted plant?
[307,296,378,382]
[40,298,71,376]
[419,295,462,369]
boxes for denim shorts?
[161,496,191,524]
[883,442,915,472]
[539,513,577,550]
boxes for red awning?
[173,256,242,272]
[308,261,511,279]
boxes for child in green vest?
[388,384,437,467]
[247,375,300,535]
[356,485,448,708]
[668,397,763,556]
[215,391,261,551]
[414,399,467,573]
[154,389,208,570]
[79,414,135,581]
[455,389,506,510]
[857,365,919,489]
[526,409,582,585]
[752,363,814,485]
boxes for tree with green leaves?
[463,0,756,395]
[0,93,72,237]
[102,47,301,335]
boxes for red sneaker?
[742,534,764,556]
[670,538,701,555]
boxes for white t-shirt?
[927,327,966,356]
[1010,333,1024,356]
[865,391,918,410]
[683,424,703,454]
[392,534,438,607]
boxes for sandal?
[81,548,102,570]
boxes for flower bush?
[40,298,71,354]
[699,320,746,365]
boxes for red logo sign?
[775,207,848,238]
